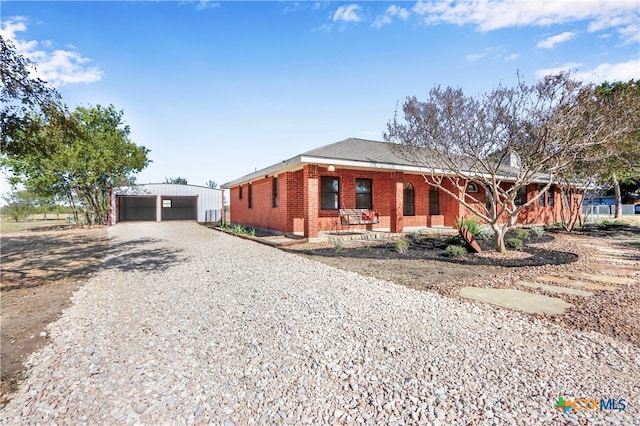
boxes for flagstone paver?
[591,256,640,267]
[538,275,618,291]
[459,287,574,315]
[587,263,640,276]
[517,281,593,297]
[558,272,634,285]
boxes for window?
[467,183,478,193]
[514,186,527,206]
[272,177,278,208]
[321,177,339,210]
[538,185,545,207]
[547,187,554,207]
[239,185,243,200]
[355,178,372,209]
[429,188,440,215]
[248,183,253,209]
[403,182,415,216]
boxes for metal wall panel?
[111,184,224,224]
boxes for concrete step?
[518,281,593,297]
[460,287,573,315]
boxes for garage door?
[161,196,197,221]
[118,196,156,221]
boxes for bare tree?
[385,74,618,252]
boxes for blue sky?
[1,0,639,189]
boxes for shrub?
[506,237,523,249]
[407,232,422,244]
[597,219,612,228]
[515,229,530,240]
[332,238,343,252]
[395,238,409,253]
[445,244,467,257]
[530,226,544,237]
[477,227,493,239]
[456,216,483,238]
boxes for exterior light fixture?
[327,165,335,172]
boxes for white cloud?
[466,53,484,62]
[372,5,410,29]
[196,0,220,11]
[412,0,639,42]
[505,53,520,62]
[535,60,639,83]
[333,4,363,23]
[536,31,576,49]
[1,17,102,87]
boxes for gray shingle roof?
[221,137,547,188]
[302,138,415,166]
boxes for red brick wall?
[228,167,562,236]
[229,174,289,231]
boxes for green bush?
[332,238,343,252]
[395,238,409,253]
[445,244,467,257]
[530,226,544,237]
[506,237,523,249]
[456,216,483,238]
[515,229,530,240]
[407,232,422,244]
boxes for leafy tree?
[165,177,188,185]
[1,36,66,158]
[385,74,616,251]
[206,180,218,189]
[2,105,151,224]
[1,189,38,222]
[588,80,640,217]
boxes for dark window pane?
[403,182,415,216]
[547,187,554,207]
[515,186,527,206]
[538,185,545,207]
[355,178,372,209]
[321,177,339,210]
[429,188,440,215]
[272,177,278,208]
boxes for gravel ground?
[1,222,639,425]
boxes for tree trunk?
[612,173,622,219]
[491,224,507,252]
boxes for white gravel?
[2,222,639,425]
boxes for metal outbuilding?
[110,183,224,225]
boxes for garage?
[118,196,157,222]
[110,183,224,225]
[161,196,197,221]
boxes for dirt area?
[0,226,110,408]
[286,223,640,347]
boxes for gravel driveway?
[2,222,638,425]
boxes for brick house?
[221,138,561,238]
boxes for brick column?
[390,172,404,233]
[303,165,319,238]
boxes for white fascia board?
[220,155,305,188]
